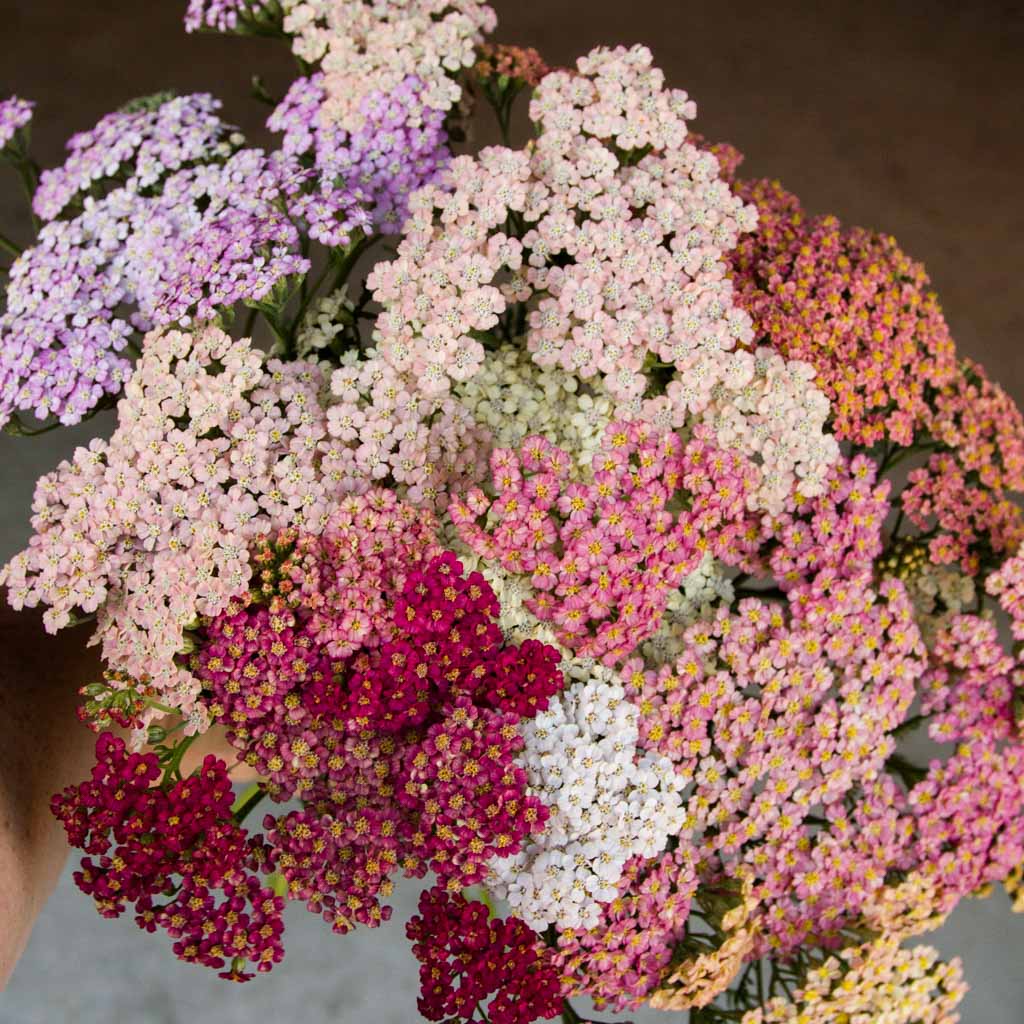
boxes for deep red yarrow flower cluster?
[451,422,759,664]
[728,177,957,448]
[347,554,562,729]
[407,886,563,1024]
[51,733,283,981]
[197,548,559,935]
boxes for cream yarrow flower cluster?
[454,342,614,469]
[739,937,966,1024]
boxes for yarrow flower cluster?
[281,0,496,131]
[185,0,271,33]
[369,44,837,511]
[488,661,686,931]
[452,423,756,663]
[738,936,966,1024]
[2,12,1019,1024]
[729,177,957,448]
[51,733,284,981]
[268,72,449,237]
[0,327,485,715]
[33,93,239,222]
[0,95,33,151]
[407,886,562,1024]
[199,551,558,931]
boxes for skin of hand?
[0,598,101,989]
[0,596,256,990]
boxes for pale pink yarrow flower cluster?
[282,0,496,131]
[371,44,837,513]
[1,325,487,718]
[325,345,490,508]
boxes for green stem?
[231,782,266,825]
[288,257,335,336]
[891,712,928,737]
[888,507,905,545]
[14,158,41,231]
[326,231,371,295]
[163,734,199,782]
[0,231,22,258]
[3,415,62,437]
[262,310,292,357]
[144,697,180,716]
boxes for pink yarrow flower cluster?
[0,327,486,720]
[282,0,496,131]
[452,422,764,664]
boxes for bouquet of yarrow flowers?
[3,2,1022,1021]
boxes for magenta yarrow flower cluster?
[198,549,558,932]
[4,6,1024,1022]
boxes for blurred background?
[0,0,1022,1020]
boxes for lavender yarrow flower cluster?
[32,93,241,223]
[0,148,310,428]
[268,72,449,236]
[141,149,312,325]
[0,95,33,151]
[185,0,262,32]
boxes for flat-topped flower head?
[371,43,759,407]
[268,72,449,237]
[407,886,562,1024]
[738,936,966,1024]
[730,177,957,447]
[0,142,311,429]
[451,421,762,663]
[33,93,240,223]
[282,0,497,132]
[1,328,490,710]
[0,95,33,151]
[51,732,284,981]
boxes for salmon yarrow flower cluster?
[1,7,1019,1023]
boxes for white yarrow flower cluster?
[488,662,687,931]
[295,286,355,357]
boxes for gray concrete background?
[1,1,1023,1021]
